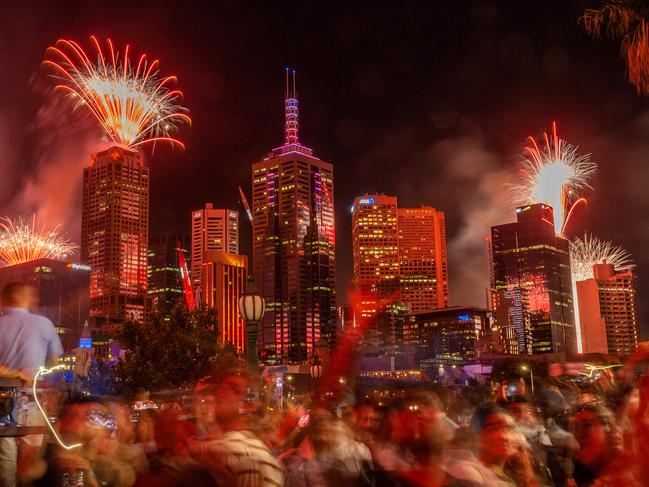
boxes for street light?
[520,364,535,398]
[238,276,265,366]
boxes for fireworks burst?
[43,36,190,149]
[0,216,77,266]
[512,122,597,235]
[570,233,634,282]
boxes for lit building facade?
[351,196,449,351]
[397,207,448,311]
[191,204,239,293]
[491,204,576,356]
[148,233,189,319]
[201,251,248,353]
[351,195,399,320]
[252,70,336,364]
[81,146,149,325]
[577,263,639,356]
[400,306,492,371]
[0,258,90,351]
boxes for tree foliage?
[116,304,221,393]
[582,1,649,93]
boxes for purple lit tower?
[251,69,337,364]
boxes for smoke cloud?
[5,80,106,247]
[345,124,516,309]
[430,135,516,307]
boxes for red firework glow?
[513,122,596,235]
[0,216,77,266]
[43,36,190,149]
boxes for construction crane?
[177,241,196,311]
[238,186,253,224]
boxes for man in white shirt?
[0,282,63,487]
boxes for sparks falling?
[513,122,597,235]
[43,36,190,149]
[0,217,77,266]
[570,233,634,282]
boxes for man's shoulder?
[28,313,57,330]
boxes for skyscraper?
[81,146,149,326]
[351,196,448,317]
[351,195,399,321]
[252,70,336,364]
[491,203,576,356]
[191,204,239,293]
[148,233,189,319]
[397,206,448,311]
[576,263,639,356]
[351,196,449,353]
[201,251,248,353]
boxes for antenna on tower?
[284,67,299,144]
[285,67,289,99]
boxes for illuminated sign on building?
[359,198,375,205]
[458,314,471,321]
[67,263,91,271]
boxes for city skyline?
[1,2,648,338]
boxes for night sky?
[1,1,648,337]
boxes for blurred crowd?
[0,349,648,487]
[1,281,648,487]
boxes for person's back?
[0,307,62,376]
[0,282,63,487]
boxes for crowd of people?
[1,282,649,487]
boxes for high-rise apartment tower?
[576,262,639,356]
[191,204,238,293]
[81,146,149,325]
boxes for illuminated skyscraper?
[397,207,448,311]
[491,203,576,355]
[351,196,448,316]
[191,204,239,293]
[351,195,399,321]
[201,251,248,353]
[252,69,336,364]
[81,146,149,325]
[148,233,189,319]
[576,263,639,356]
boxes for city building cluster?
[0,72,640,375]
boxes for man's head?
[507,395,534,424]
[195,365,258,432]
[390,389,453,461]
[574,402,622,467]
[1,282,37,310]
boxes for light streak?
[0,216,77,266]
[43,36,190,149]
[577,363,622,379]
[33,365,82,450]
[512,122,596,235]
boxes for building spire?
[284,67,299,144]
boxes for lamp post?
[310,355,323,379]
[520,364,535,398]
[238,276,265,366]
